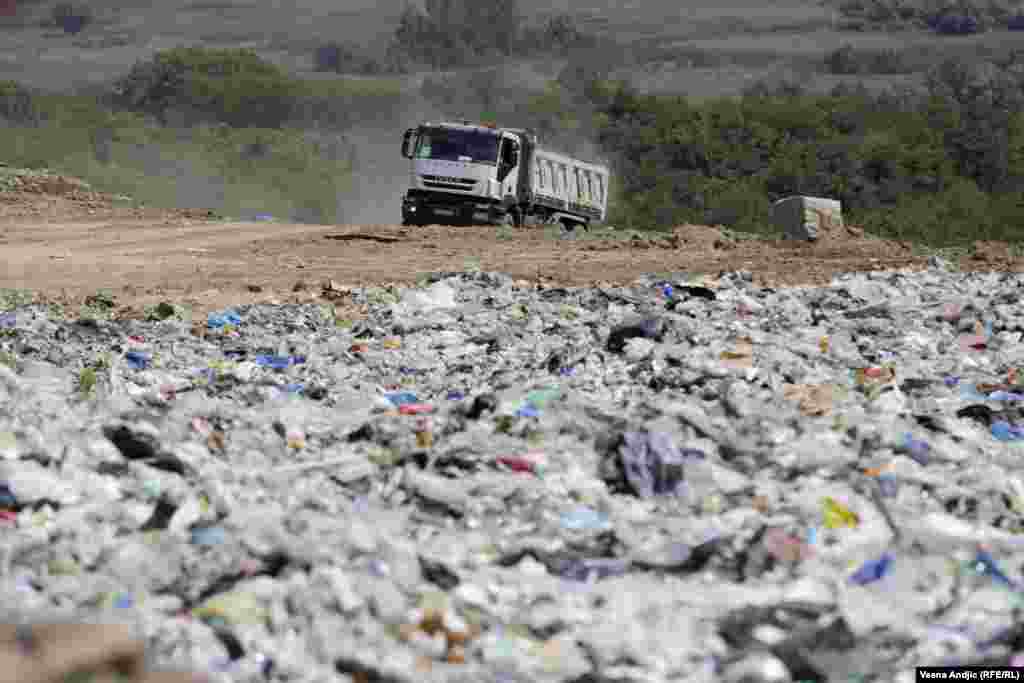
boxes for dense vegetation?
[543,52,1024,243]
[834,0,1024,32]
[112,47,301,128]
[317,0,599,72]
[110,47,404,130]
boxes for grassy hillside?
[0,67,409,222]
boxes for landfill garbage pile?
[2,264,1024,683]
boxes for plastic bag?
[610,430,687,498]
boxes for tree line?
[571,53,1024,244]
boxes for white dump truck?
[400,120,610,230]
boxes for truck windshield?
[414,128,499,164]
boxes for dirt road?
[2,180,1021,320]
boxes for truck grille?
[422,175,477,191]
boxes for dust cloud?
[333,92,448,226]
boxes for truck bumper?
[403,190,498,225]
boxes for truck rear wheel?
[502,208,522,228]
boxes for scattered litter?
[849,552,894,585]
[1,268,1023,679]
[207,309,242,329]
[783,383,835,416]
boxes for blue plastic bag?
[207,310,242,329]
[992,421,1024,442]
[516,404,540,418]
[560,506,611,532]
[125,351,150,370]
[877,475,899,498]
[973,549,1015,587]
[0,482,17,508]
[900,433,932,465]
[559,557,631,582]
[191,526,227,547]
[255,355,291,370]
[614,431,688,498]
[850,552,894,585]
[385,392,419,407]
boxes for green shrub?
[0,80,41,125]
[113,47,300,128]
[823,44,913,75]
[313,42,384,75]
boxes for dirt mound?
[970,240,1015,264]
[10,173,91,196]
[584,224,736,252]
[0,168,220,222]
[669,223,734,250]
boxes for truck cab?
[399,119,609,231]
[400,121,527,226]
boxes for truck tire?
[503,208,522,228]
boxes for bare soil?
[2,178,1021,321]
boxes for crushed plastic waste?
[849,552,894,585]
[124,350,150,370]
[254,354,299,369]
[822,496,860,529]
[992,421,1024,442]
[602,430,688,498]
[385,391,419,407]
[206,309,242,329]
[3,268,1024,679]
[900,432,933,464]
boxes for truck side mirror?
[509,149,519,166]
[401,129,415,158]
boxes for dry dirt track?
[2,186,1022,320]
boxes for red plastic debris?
[399,403,436,415]
[496,456,536,473]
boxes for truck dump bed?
[527,146,609,224]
